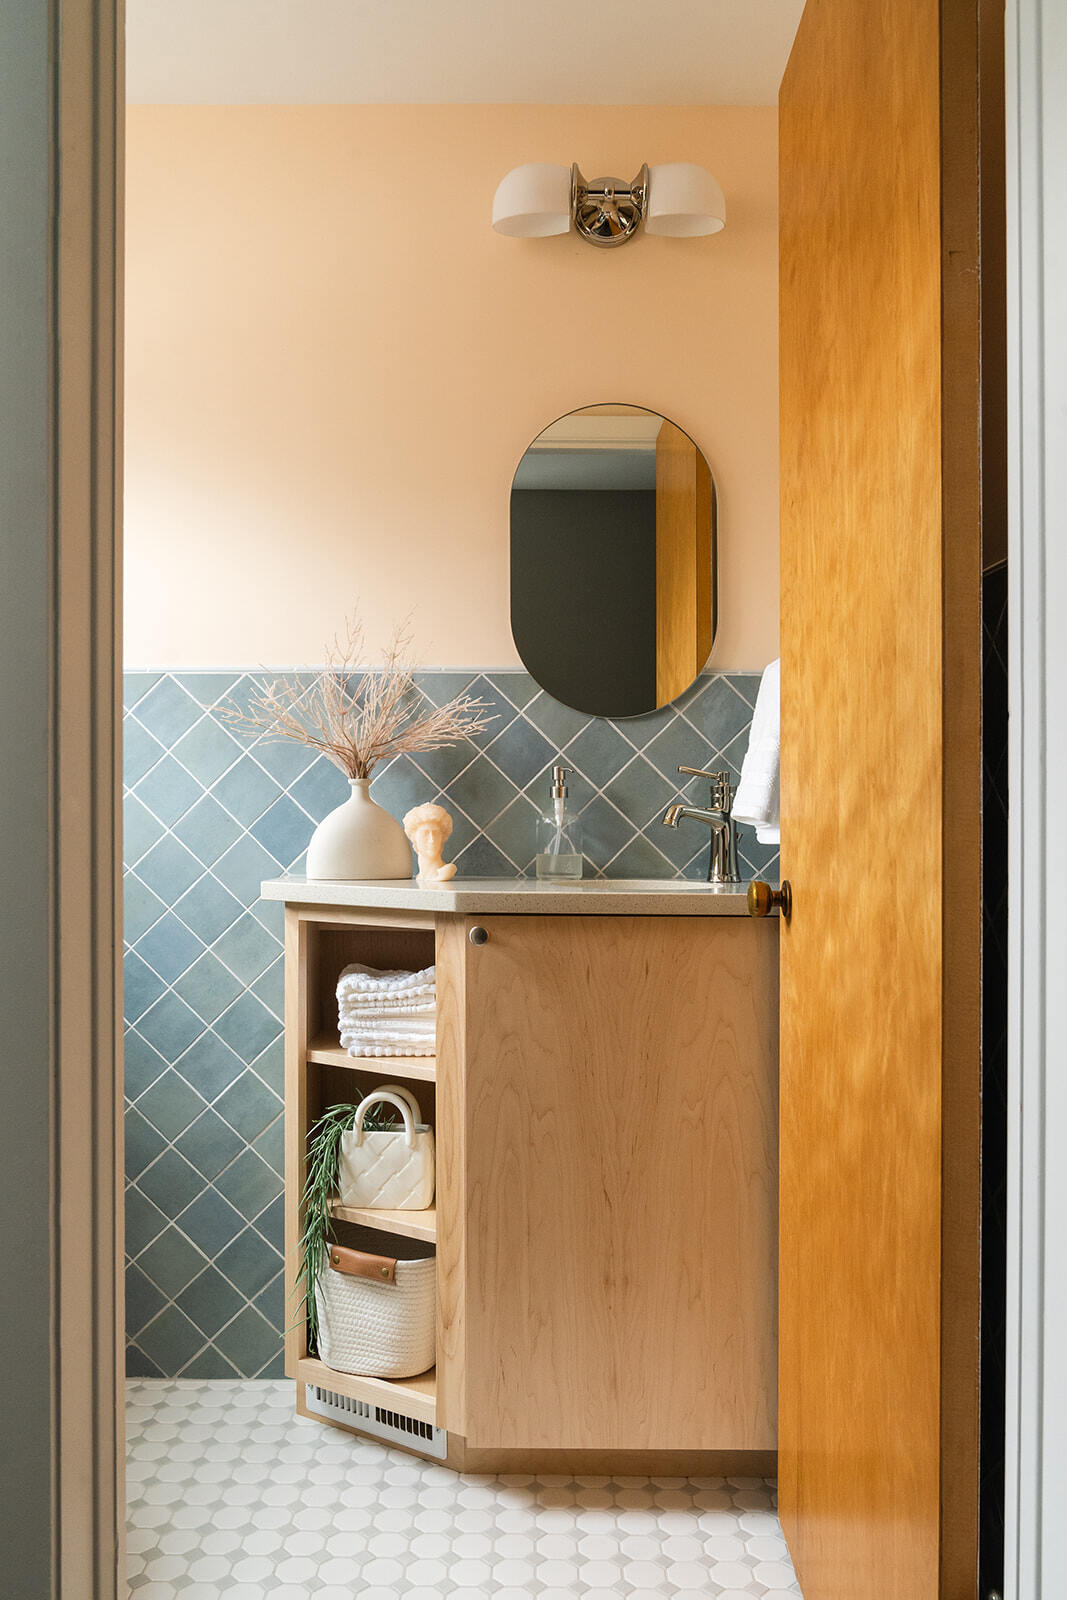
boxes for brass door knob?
[747,879,792,920]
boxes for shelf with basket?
[306,1033,437,1082]
[300,1217,438,1431]
[328,1199,436,1243]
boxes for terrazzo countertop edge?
[260,875,771,916]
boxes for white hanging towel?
[733,659,780,845]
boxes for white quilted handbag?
[337,1085,435,1211]
[315,1243,435,1379]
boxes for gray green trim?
[0,0,58,1589]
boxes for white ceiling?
[126,0,805,106]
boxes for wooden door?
[436,913,779,1453]
[777,1,989,1595]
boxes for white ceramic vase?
[305,779,413,882]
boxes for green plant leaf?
[293,1097,408,1349]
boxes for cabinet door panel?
[459,914,777,1451]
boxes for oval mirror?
[510,404,717,718]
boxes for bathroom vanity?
[262,876,779,1473]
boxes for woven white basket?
[315,1248,435,1380]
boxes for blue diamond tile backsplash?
[123,669,778,1376]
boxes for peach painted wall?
[124,105,779,669]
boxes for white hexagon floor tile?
[126,1380,804,1597]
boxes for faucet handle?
[678,764,730,785]
[679,765,732,811]
[681,761,729,787]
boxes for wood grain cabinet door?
[439,913,778,1452]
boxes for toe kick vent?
[303,1383,447,1460]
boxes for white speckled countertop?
[260,875,769,916]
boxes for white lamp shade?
[492,163,572,238]
[645,163,726,237]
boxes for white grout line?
[126,1164,285,1318]
[125,1108,284,1230]
[127,1222,283,1334]
[125,1029,284,1143]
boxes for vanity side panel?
[283,908,314,1376]
[461,914,778,1452]
[434,914,467,1434]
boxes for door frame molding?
[7,0,1065,1593]
[1004,1,1067,1595]
[0,0,124,1595]
[56,2,126,1592]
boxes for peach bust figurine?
[403,802,458,886]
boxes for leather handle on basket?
[327,1245,397,1285]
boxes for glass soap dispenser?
[536,765,583,880]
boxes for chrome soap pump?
[535,765,583,880]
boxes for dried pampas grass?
[222,614,494,779]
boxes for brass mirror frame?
[509,402,717,719]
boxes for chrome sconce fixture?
[491,161,725,247]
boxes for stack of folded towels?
[336,963,437,1058]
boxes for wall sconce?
[491,161,725,248]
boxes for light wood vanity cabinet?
[268,880,779,1472]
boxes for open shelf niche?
[285,909,440,1429]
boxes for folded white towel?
[341,1044,436,1058]
[340,1015,436,1037]
[340,1013,436,1039]
[341,1022,437,1059]
[337,963,436,1000]
[336,962,438,1057]
[342,1041,436,1058]
[340,997,437,1020]
[733,659,780,846]
[338,983,436,1006]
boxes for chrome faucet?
[662,765,741,884]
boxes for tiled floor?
[126,1380,803,1598]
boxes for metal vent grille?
[303,1383,447,1460]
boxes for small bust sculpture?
[403,802,458,886]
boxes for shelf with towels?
[306,1033,437,1082]
[328,1200,437,1244]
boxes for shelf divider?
[306,1034,436,1082]
[329,1201,436,1243]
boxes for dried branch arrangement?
[222,615,494,779]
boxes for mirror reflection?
[510,405,717,718]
